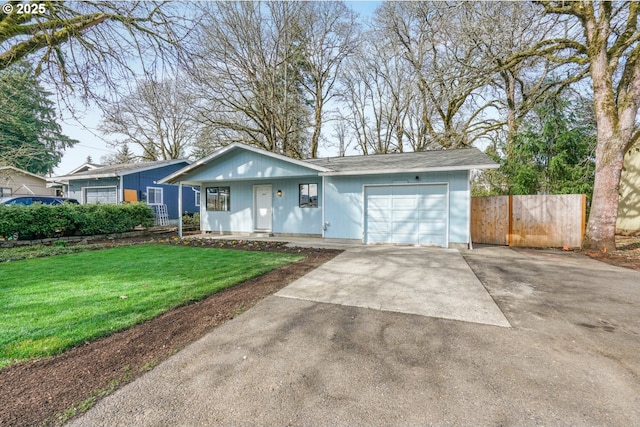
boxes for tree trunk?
[310,80,323,158]
[583,136,625,252]
[581,11,624,252]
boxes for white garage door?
[84,187,118,204]
[365,184,448,247]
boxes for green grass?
[0,245,302,368]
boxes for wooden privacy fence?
[471,194,586,248]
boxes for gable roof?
[0,166,48,181]
[159,142,331,184]
[51,159,190,182]
[308,148,498,176]
[65,162,103,175]
[160,143,498,184]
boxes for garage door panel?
[392,209,419,221]
[418,195,446,209]
[367,210,391,222]
[392,198,418,210]
[391,220,420,234]
[390,233,417,245]
[367,201,391,216]
[368,197,391,208]
[365,184,448,247]
[419,210,447,220]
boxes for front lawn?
[0,244,302,368]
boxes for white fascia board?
[159,142,330,185]
[65,162,101,175]
[319,163,500,176]
[53,172,118,181]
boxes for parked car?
[0,196,80,205]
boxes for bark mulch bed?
[584,235,640,271]
[0,238,341,427]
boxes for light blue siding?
[186,150,319,182]
[324,171,470,245]
[201,178,322,235]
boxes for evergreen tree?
[115,144,136,164]
[0,62,77,175]
[502,95,596,201]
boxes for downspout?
[118,175,124,204]
[468,170,473,250]
[178,181,183,238]
[321,176,325,239]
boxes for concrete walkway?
[277,246,510,327]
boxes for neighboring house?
[47,162,103,196]
[159,143,498,248]
[618,147,640,233]
[50,160,199,220]
[0,166,56,197]
[65,162,103,175]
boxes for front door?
[254,185,272,231]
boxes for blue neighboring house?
[51,160,199,221]
[159,143,498,248]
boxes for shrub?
[0,203,155,240]
[182,212,200,230]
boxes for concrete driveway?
[276,246,509,327]
[68,245,640,427]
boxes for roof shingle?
[306,147,497,174]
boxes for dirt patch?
[0,239,341,427]
[584,235,640,271]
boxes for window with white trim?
[0,187,11,197]
[299,184,318,208]
[146,187,163,205]
[206,187,230,211]
[194,188,200,207]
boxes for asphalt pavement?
[67,245,640,427]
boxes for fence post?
[508,195,513,247]
[581,194,587,245]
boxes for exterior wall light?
[277,189,283,197]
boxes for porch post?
[178,181,183,238]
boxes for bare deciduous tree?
[187,2,309,158]
[366,2,498,150]
[100,77,201,161]
[509,1,640,252]
[0,1,191,104]
[298,1,359,158]
[187,1,358,159]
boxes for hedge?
[0,203,156,240]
